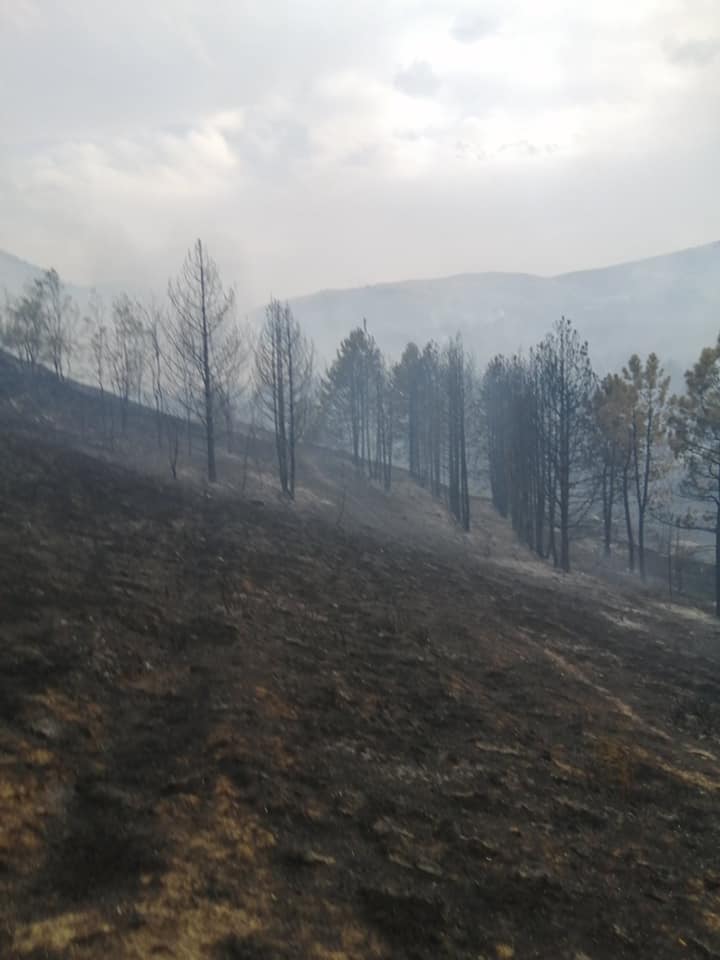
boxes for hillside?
[2,356,720,958]
[2,241,719,378]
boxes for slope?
[1,361,720,959]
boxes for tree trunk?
[559,395,570,572]
[199,240,217,483]
[459,415,470,531]
[716,495,720,618]
[286,311,296,499]
[560,483,570,571]
[275,320,288,494]
[622,462,635,572]
[638,507,646,581]
[602,449,616,558]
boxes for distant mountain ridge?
[0,249,48,294]
[280,241,720,378]
[2,241,718,381]
[0,250,117,309]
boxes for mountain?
[0,249,114,310]
[282,241,720,378]
[2,241,718,380]
[0,249,46,295]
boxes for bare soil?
[1,364,720,959]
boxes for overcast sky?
[1,0,719,306]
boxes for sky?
[1,0,719,307]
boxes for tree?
[623,353,671,579]
[671,339,720,616]
[394,343,422,480]
[41,268,76,380]
[167,239,234,483]
[484,318,596,571]
[392,340,444,497]
[254,299,313,498]
[540,318,596,571]
[3,279,47,373]
[86,290,110,443]
[483,351,550,556]
[108,294,145,432]
[483,355,512,520]
[374,355,394,492]
[141,301,167,449]
[445,335,470,530]
[321,323,388,482]
[215,321,248,455]
[593,374,634,557]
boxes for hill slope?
[1,359,720,958]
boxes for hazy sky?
[1,0,719,306]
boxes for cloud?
[451,12,498,44]
[665,37,720,67]
[0,0,44,30]
[228,108,315,179]
[394,60,441,98]
[343,144,381,167]
[498,140,541,158]
[0,0,719,303]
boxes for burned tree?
[393,341,443,497]
[2,269,77,381]
[374,356,394,492]
[144,301,167,449]
[320,323,391,487]
[215,322,248,455]
[167,239,234,483]
[484,318,595,571]
[483,353,546,554]
[254,299,313,498]
[2,279,47,374]
[623,353,671,579]
[593,373,633,558]
[671,338,720,616]
[86,290,111,443]
[41,268,76,380]
[537,318,596,571]
[445,335,470,530]
[394,343,422,480]
[108,294,145,433]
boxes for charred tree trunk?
[198,242,217,484]
[622,458,635,573]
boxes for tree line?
[320,324,472,529]
[483,317,720,615]
[3,241,720,613]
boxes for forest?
[3,238,720,614]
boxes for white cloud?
[451,11,499,44]
[0,0,718,301]
[394,60,441,97]
[0,0,44,30]
[666,37,720,67]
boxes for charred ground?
[1,360,720,959]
